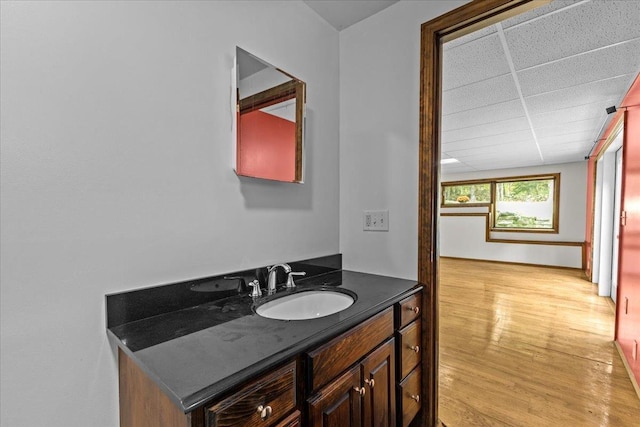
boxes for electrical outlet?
[363,210,389,231]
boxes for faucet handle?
[248,280,262,298]
[286,271,306,288]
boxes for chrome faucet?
[267,264,291,294]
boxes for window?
[441,173,560,233]
[492,175,559,232]
[441,181,491,206]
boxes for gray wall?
[339,1,469,279]
[0,1,339,425]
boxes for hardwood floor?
[438,258,640,426]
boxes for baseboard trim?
[439,256,582,272]
[614,341,640,401]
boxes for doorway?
[593,126,623,300]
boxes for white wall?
[439,162,587,268]
[339,0,469,279]
[0,1,339,425]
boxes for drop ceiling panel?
[540,141,591,153]
[504,0,640,70]
[445,25,497,50]
[442,100,525,132]
[443,117,530,143]
[442,130,534,152]
[465,158,544,171]
[534,118,599,140]
[444,141,533,158]
[454,143,539,161]
[443,74,519,115]
[443,34,510,90]
[529,99,618,129]
[537,129,596,147]
[542,153,586,165]
[439,0,638,172]
[542,145,591,162]
[524,74,632,114]
[441,163,475,173]
[501,0,583,29]
[517,39,640,97]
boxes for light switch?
[363,210,389,231]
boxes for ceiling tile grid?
[504,0,640,70]
[528,98,619,129]
[443,34,511,90]
[442,73,519,115]
[516,38,640,97]
[524,74,634,115]
[444,25,497,50]
[443,116,530,143]
[534,118,600,140]
[441,99,525,132]
[441,0,640,172]
[442,129,535,152]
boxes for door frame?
[418,1,547,424]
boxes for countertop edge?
[108,273,422,414]
[179,284,422,412]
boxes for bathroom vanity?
[107,255,424,427]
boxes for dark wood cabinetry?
[395,291,422,427]
[361,338,396,427]
[308,364,363,426]
[306,307,397,427]
[118,289,423,427]
[205,361,297,427]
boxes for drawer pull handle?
[256,405,272,421]
[410,394,420,402]
[364,378,375,388]
[354,386,366,397]
[410,345,420,353]
[407,306,420,314]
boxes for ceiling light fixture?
[441,158,459,165]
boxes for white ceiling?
[303,0,640,173]
[302,0,399,31]
[442,0,640,173]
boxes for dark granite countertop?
[107,268,420,413]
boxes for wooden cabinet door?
[360,338,396,427]
[307,365,363,427]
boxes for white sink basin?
[256,290,354,320]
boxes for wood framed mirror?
[235,47,306,183]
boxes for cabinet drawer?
[397,319,421,380]
[306,307,394,392]
[275,410,301,427]
[398,367,421,427]
[206,361,297,427]
[396,292,421,329]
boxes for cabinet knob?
[407,306,420,314]
[410,345,420,353]
[364,378,375,389]
[354,386,366,397]
[410,394,420,402]
[256,405,272,420]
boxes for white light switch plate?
[363,210,389,231]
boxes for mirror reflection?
[235,47,306,183]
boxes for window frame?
[440,178,492,208]
[441,173,560,234]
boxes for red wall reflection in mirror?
[237,110,296,182]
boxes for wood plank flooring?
[438,258,640,426]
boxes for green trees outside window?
[441,174,560,233]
